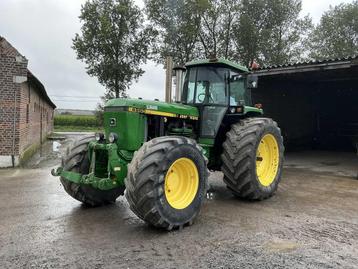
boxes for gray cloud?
[0,0,351,109]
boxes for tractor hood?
[105,98,199,120]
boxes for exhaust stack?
[173,66,186,102]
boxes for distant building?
[0,37,56,167]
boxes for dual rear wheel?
[221,118,284,200]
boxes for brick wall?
[19,82,54,153]
[0,37,54,167]
[0,51,27,157]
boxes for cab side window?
[184,67,196,103]
[229,71,251,106]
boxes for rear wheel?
[60,136,125,206]
[125,136,208,230]
[221,118,284,200]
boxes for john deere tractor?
[52,58,284,230]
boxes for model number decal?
[127,107,198,120]
[146,105,158,110]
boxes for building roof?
[27,70,56,108]
[254,55,358,76]
[1,36,56,108]
[0,36,25,57]
[186,58,249,73]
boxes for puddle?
[23,134,81,169]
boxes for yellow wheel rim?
[164,158,199,209]
[256,134,280,186]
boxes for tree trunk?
[115,78,119,98]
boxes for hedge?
[54,115,100,127]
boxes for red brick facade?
[0,37,55,167]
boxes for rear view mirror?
[247,74,258,89]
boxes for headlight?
[108,132,118,143]
[95,132,105,141]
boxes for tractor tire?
[60,135,125,206]
[221,118,284,200]
[125,136,208,230]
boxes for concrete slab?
[0,155,18,168]
[285,150,358,179]
[0,142,357,268]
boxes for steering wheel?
[197,93,206,102]
[197,93,214,103]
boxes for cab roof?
[185,58,249,73]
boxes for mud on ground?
[0,133,357,268]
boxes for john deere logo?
[110,118,116,127]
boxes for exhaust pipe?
[173,66,186,102]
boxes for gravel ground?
[0,134,357,269]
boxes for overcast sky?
[0,0,353,110]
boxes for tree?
[73,0,153,98]
[261,1,312,65]
[232,0,312,67]
[198,0,239,59]
[145,0,204,66]
[232,0,267,66]
[309,1,358,60]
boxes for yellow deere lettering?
[144,109,177,118]
[127,107,198,120]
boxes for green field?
[54,114,103,132]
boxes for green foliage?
[145,0,205,65]
[309,1,358,60]
[54,126,103,132]
[145,0,313,67]
[198,0,239,59]
[233,0,313,66]
[54,115,100,127]
[73,0,356,80]
[73,0,154,98]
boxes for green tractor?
[52,58,284,230]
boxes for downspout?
[40,96,43,157]
[11,88,17,167]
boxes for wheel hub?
[165,158,199,209]
[256,134,280,186]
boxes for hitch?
[51,166,119,190]
[51,141,128,190]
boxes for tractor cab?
[179,58,261,139]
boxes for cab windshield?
[183,66,228,105]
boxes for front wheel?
[125,136,208,230]
[221,118,284,200]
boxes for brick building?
[0,37,56,167]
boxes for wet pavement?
[0,134,358,268]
